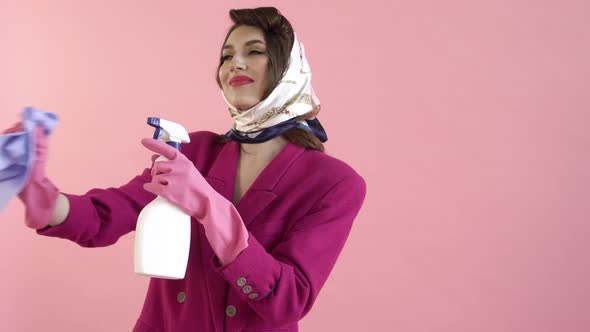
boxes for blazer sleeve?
[35,167,156,247]
[212,173,367,324]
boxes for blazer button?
[237,277,247,287]
[226,304,237,317]
[177,292,186,303]
[242,285,252,294]
[248,293,259,299]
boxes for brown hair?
[214,7,325,152]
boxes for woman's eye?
[222,50,264,62]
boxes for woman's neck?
[239,135,289,162]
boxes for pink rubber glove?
[141,138,249,266]
[2,122,59,229]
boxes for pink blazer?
[37,131,367,332]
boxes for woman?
[8,7,366,332]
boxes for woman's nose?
[230,56,247,71]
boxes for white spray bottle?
[134,117,191,279]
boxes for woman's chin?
[232,101,259,112]
[229,97,260,113]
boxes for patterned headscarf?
[222,32,327,143]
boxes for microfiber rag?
[0,107,58,214]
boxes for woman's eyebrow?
[223,39,265,50]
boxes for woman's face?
[219,25,270,112]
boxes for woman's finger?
[2,122,24,134]
[141,138,178,160]
[151,160,174,176]
[151,173,169,186]
[143,182,163,196]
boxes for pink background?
[1,0,589,331]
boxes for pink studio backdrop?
[1,0,589,331]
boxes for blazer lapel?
[235,141,305,227]
[204,140,239,201]
[204,139,306,226]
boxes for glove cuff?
[201,197,249,266]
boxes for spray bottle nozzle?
[147,117,160,127]
[146,117,190,151]
[147,117,163,140]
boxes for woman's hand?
[141,138,220,221]
[2,122,59,229]
[141,137,249,265]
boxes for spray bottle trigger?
[153,127,162,140]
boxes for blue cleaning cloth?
[0,107,58,214]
